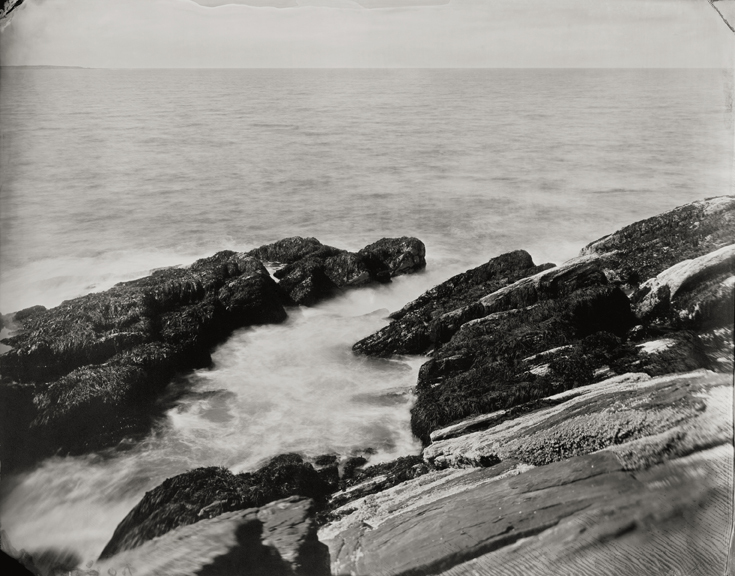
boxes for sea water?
[0,68,732,563]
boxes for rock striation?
[98,496,330,576]
[99,454,333,560]
[0,236,425,472]
[319,196,734,575]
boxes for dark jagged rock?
[248,237,326,265]
[100,453,332,559]
[353,250,552,356]
[99,497,330,576]
[410,285,639,443]
[329,455,431,509]
[357,236,427,280]
[265,236,426,305]
[0,252,287,471]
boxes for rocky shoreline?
[0,236,426,473]
[2,197,734,575]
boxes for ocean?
[0,68,732,563]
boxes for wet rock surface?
[98,497,330,576]
[316,196,734,575]
[320,369,731,575]
[351,197,734,445]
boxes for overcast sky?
[0,0,732,68]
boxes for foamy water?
[0,68,732,565]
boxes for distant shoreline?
[1,65,91,69]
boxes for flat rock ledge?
[321,370,732,576]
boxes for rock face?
[321,444,732,576]
[632,243,735,329]
[98,497,330,576]
[0,236,425,472]
[0,252,286,471]
[99,454,333,559]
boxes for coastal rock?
[348,197,734,445]
[321,441,732,576]
[322,452,628,576]
[320,392,733,576]
[248,237,326,265]
[328,455,431,509]
[358,236,426,279]
[353,250,552,356]
[12,305,47,324]
[410,285,638,443]
[270,237,426,305]
[0,251,287,471]
[0,237,427,471]
[423,370,729,469]
[580,195,735,285]
[633,243,735,329]
[100,454,332,559]
[98,497,329,576]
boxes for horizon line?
[1,65,730,70]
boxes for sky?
[0,0,732,68]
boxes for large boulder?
[99,454,333,559]
[266,236,426,306]
[357,237,426,280]
[98,497,330,576]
